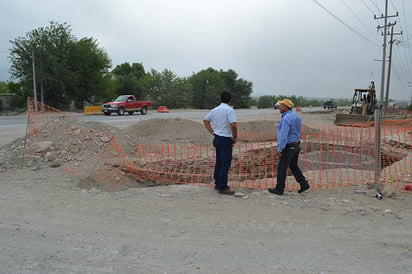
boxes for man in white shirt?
[203,92,238,195]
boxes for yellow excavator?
[334,81,377,126]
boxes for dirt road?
[0,110,411,273]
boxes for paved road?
[0,107,324,145]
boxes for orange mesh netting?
[25,98,412,191]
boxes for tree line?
[2,21,351,111]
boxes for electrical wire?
[314,0,411,100]
[361,0,376,14]
[364,0,385,29]
[312,0,381,48]
[400,0,412,76]
[360,0,411,100]
[370,0,383,14]
[389,0,412,97]
[341,0,380,43]
[393,47,409,80]
[391,65,409,98]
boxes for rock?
[366,182,374,189]
[31,166,41,171]
[366,190,377,197]
[50,160,61,168]
[45,152,52,160]
[379,184,399,198]
[99,135,112,143]
[32,141,53,153]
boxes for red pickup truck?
[102,95,152,115]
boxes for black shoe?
[298,184,310,194]
[268,188,284,195]
[218,188,235,195]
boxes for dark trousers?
[276,144,308,191]
[213,135,233,191]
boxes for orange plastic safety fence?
[133,121,412,191]
[133,144,214,185]
[25,98,138,188]
[25,98,412,191]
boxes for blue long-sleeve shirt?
[277,110,302,152]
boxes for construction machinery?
[334,81,377,126]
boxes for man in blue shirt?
[268,99,310,195]
[204,92,238,195]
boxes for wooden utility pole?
[384,25,402,115]
[376,0,389,109]
[31,50,38,113]
[373,0,398,198]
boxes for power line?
[400,0,412,77]
[341,0,380,43]
[389,0,398,11]
[394,47,409,79]
[361,0,376,14]
[314,0,410,101]
[366,0,386,29]
[392,65,409,98]
[395,42,411,79]
[312,0,380,48]
[369,0,383,14]
[386,0,412,98]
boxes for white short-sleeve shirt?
[204,103,237,137]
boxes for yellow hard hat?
[277,99,294,109]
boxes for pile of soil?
[122,118,214,145]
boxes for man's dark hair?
[221,91,231,104]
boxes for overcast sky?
[1,0,411,100]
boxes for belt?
[214,134,232,139]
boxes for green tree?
[145,69,192,108]
[220,69,253,108]
[9,21,112,109]
[69,37,112,107]
[336,98,351,106]
[249,98,258,107]
[0,81,8,93]
[160,76,192,109]
[111,62,146,99]
[258,95,308,108]
[231,78,253,108]
[0,81,29,111]
[189,68,225,109]
[188,68,252,109]
[257,95,274,108]
[305,99,321,107]
[285,95,307,107]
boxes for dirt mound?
[0,137,43,170]
[120,118,281,146]
[85,121,124,136]
[122,118,213,145]
[238,120,275,133]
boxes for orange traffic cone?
[157,106,169,113]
